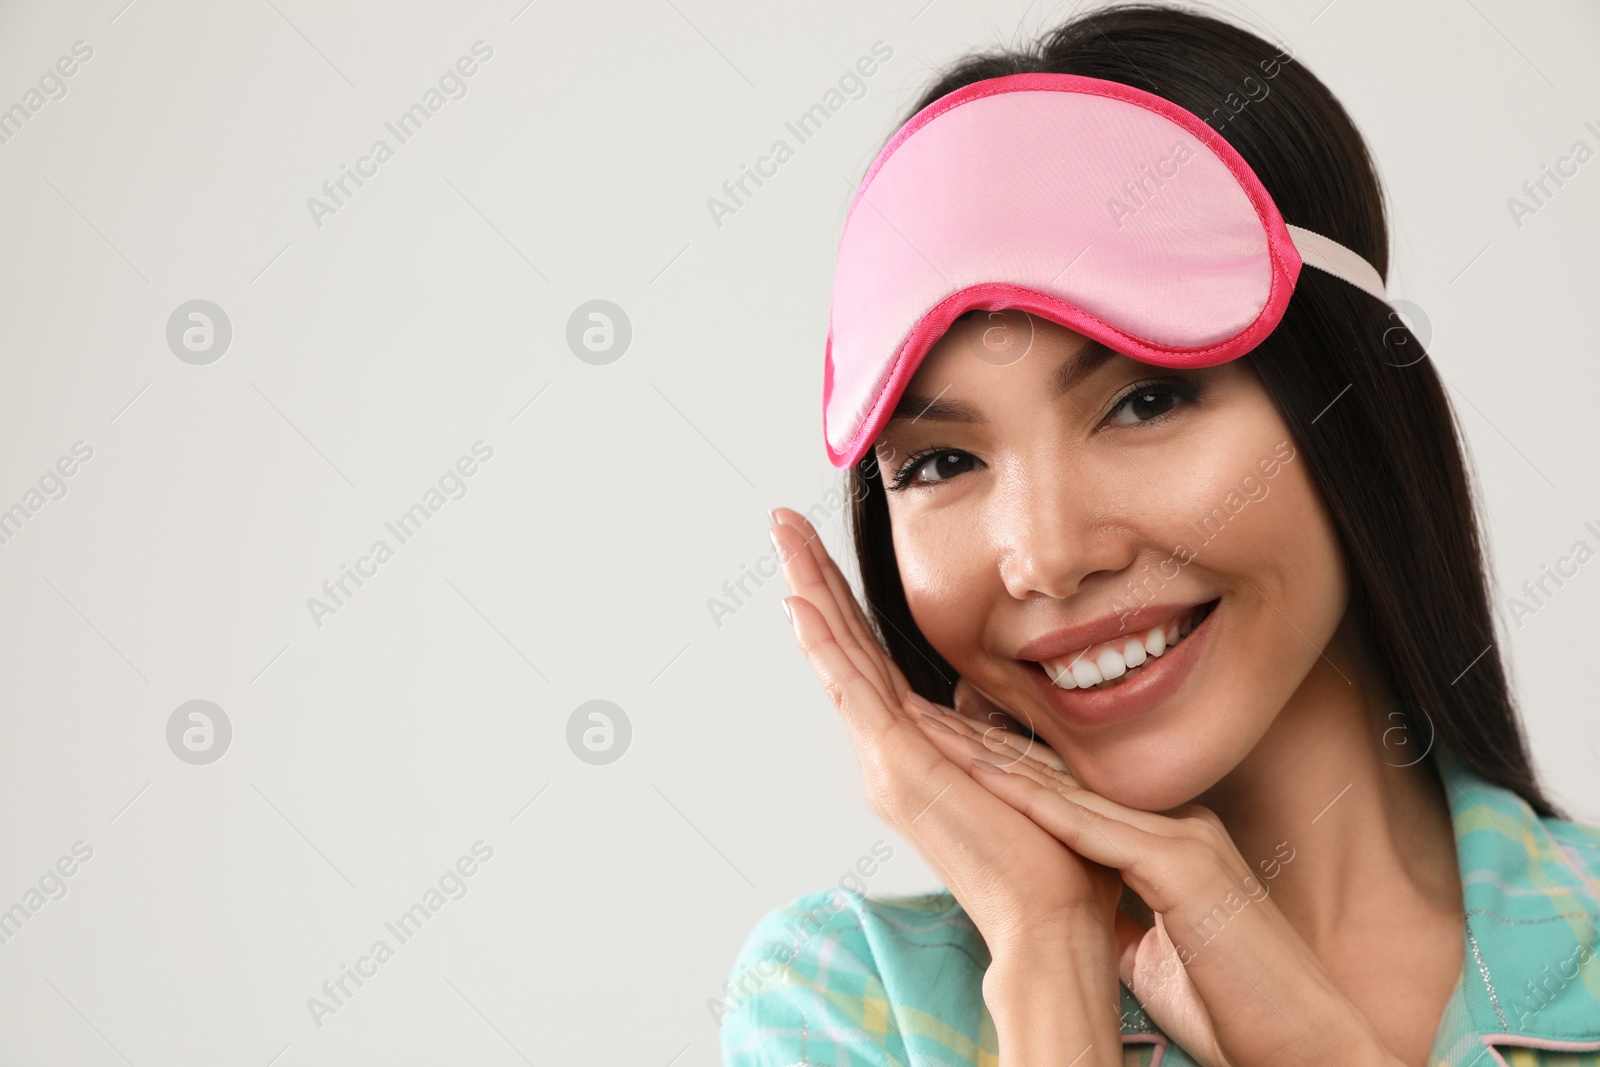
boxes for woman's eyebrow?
[887,386,980,425]
[886,339,1117,424]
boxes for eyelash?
[883,378,1203,493]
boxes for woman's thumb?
[1116,913,1231,1067]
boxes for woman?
[721,5,1600,1067]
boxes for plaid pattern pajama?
[721,748,1600,1066]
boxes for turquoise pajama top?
[720,748,1600,1066]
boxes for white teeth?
[1070,658,1102,688]
[1043,661,1076,689]
[1040,604,1212,691]
[1096,647,1127,681]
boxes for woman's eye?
[891,449,977,490]
[1104,382,1194,427]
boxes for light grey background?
[0,0,1595,1063]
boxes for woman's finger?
[900,699,1061,808]
[788,596,984,834]
[771,509,883,662]
[970,766,1363,1067]
[785,593,899,740]
[788,594,968,842]
[771,519,904,709]
[972,745,1185,837]
[1121,914,1233,1067]
[788,595,1122,960]
[950,678,1058,760]
[773,507,914,705]
[964,761,1161,895]
[920,701,1075,776]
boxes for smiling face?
[871,310,1352,811]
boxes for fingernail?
[767,507,781,525]
[769,527,783,556]
[782,597,794,624]
[971,758,1006,774]
[919,712,957,734]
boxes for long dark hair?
[845,2,1564,818]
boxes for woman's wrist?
[983,942,1124,1067]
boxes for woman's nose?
[994,463,1136,601]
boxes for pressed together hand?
[769,507,1404,1067]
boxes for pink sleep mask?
[822,72,1389,468]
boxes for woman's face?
[872,311,1350,811]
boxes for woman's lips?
[1039,601,1212,689]
[1023,599,1219,728]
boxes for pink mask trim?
[823,72,1338,469]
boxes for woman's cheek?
[1177,450,1348,704]
[1114,422,1319,594]
[894,520,989,660]
[1264,458,1349,631]
[1117,438,1262,559]
[1203,446,1343,611]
